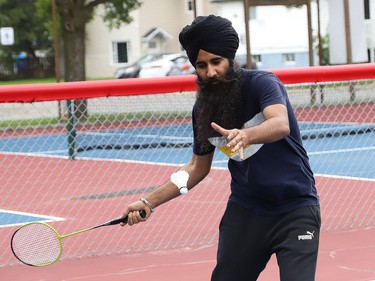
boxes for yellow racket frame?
[11,211,145,267]
[12,221,106,267]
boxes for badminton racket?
[11,210,146,267]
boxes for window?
[148,41,157,49]
[186,0,194,12]
[283,53,295,63]
[250,7,257,20]
[252,54,261,63]
[112,42,128,64]
[368,49,371,63]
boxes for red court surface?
[0,157,375,281]
[2,227,374,281]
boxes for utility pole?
[307,0,314,66]
[193,0,197,18]
[343,0,352,64]
[52,0,60,82]
[243,0,252,69]
[317,0,323,65]
[343,0,355,102]
[52,0,63,119]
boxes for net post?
[66,100,76,160]
[310,84,317,106]
[349,82,356,103]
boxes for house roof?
[142,27,173,42]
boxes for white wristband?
[170,170,189,195]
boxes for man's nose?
[206,65,217,78]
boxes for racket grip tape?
[109,210,146,225]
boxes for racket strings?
[11,223,62,266]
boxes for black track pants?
[211,202,321,281]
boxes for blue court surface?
[0,209,64,228]
[1,122,374,179]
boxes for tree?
[0,0,53,79]
[36,0,142,83]
[35,0,142,120]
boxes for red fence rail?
[1,63,375,103]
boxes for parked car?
[139,53,195,78]
[168,58,196,76]
[114,53,171,79]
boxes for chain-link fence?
[0,64,374,267]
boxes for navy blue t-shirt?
[192,69,319,215]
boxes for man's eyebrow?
[196,56,223,65]
[195,60,206,66]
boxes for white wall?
[371,0,375,19]
[328,0,368,64]
[367,0,375,62]
[218,3,310,56]
[85,7,141,78]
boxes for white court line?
[0,209,65,228]
[135,134,192,141]
[0,150,70,159]
[213,146,375,163]
[58,259,215,281]
[315,173,375,182]
[0,150,179,166]
[81,131,193,141]
[308,146,375,155]
[1,147,373,178]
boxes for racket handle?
[108,210,146,225]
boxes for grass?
[0,77,112,86]
[0,78,59,85]
[0,111,190,130]
[0,117,62,129]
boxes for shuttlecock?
[170,170,189,195]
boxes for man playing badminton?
[121,15,320,281]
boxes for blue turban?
[179,15,239,67]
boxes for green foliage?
[319,33,330,65]
[313,32,330,65]
[35,0,61,38]
[0,0,52,54]
[0,0,143,55]
[0,0,54,78]
[1,0,142,81]
[101,0,142,30]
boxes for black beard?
[194,64,244,146]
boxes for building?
[85,0,374,78]
[365,0,375,62]
[215,1,315,69]
[85,0,218,78]
[328,0,368,65]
